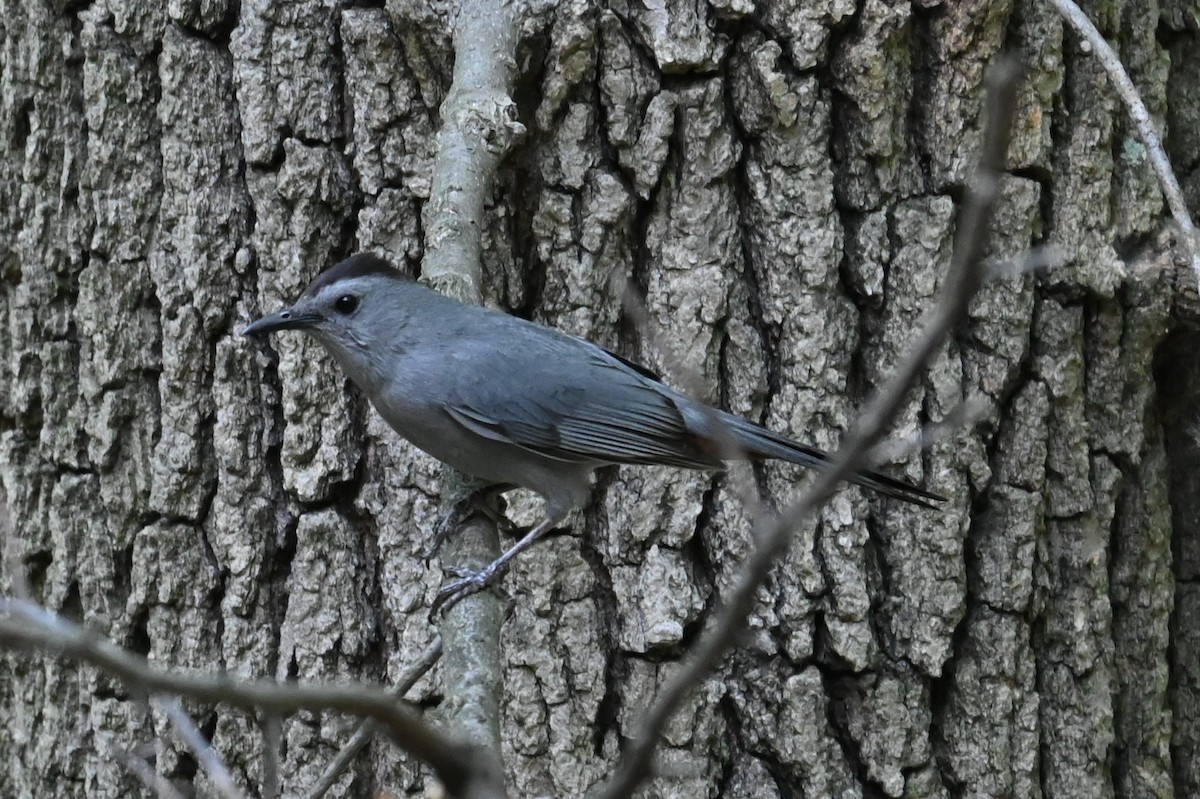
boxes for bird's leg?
[423,483,512,562]
[430,515,560,615]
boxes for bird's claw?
[423,508,469,563]
[423,489,511,562]
[429,564,509,616]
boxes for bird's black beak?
[241,307,318,337]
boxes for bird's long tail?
[719,412,944,508]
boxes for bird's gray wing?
[443,340,720,470]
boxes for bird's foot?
[430,564,510,616]
[427,515,560,617]
[423,487,511,562]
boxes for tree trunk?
[0,0,1194,797]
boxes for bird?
[242,253,941,611]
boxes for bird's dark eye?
[334,294,359,314]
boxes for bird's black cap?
[302,252,408,298]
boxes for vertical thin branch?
[1048,0,1199,277]
[421,0,525,303]
[591,57,1026,799]
[418,0,525,764]
[261,713,282,799]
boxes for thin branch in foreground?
[156,697,246,799]
[869,395,992,466]
[120,750,189,799]
[591,57,1026,799]
[1048,0,1199,277]
[261,712,282,799]
[984,244,1064,281]
[305,637,444,799]
[0,599,506,799]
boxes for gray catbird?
[243,253,941,609]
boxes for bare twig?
[156,697,246,799]
[869,395,992,466]
[984,244,1064,281]
[592,57,1025,799]
[0,599,506,799]
[119,750,189,799]
[1048,0,1199,277]
[305,637,444,799]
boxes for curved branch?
[1048,0,1199,277]
[592,57,1026,799]
[0,599,505,799]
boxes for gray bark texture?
[0,0,1195,797]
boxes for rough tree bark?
[0,1,1195,798]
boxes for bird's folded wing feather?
[443,348,721,470]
